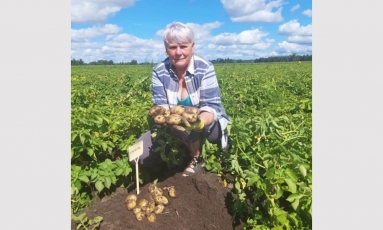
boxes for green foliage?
[72,212,103,230]
[151,128,188,169]
[71,63,312,229]
[71,66,151,214]
[205,62,312,229]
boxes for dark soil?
[71,162,246,230]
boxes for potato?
[154,195,168,205]
[170,105,185,115]
[149,105,165,117]
[147,213,156,223]
[160,196,169,205]
[166,114,182,125]
[164,109,171,117]
[125,194,137,203]
[126,199,136,210]
[148,184,163,196]
[182,112,198,123]
[138,198,148,208]
[148,184,157,194]
[132,207,142,215]
[135,212,145,221]
[153,115,166,125]
[153,187,163,197]
[143,205,153,216]
[154,204,165,214]
[140,205,147,212]
[163,186,177,198]
[185,107,198,115]
[148,199,156,212]
[168,186,177,198]
[166,114,191,127]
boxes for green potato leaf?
[284,178,297,193]
[95,181,104,192]
[285,168,298,182]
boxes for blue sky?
[71,0,312,63]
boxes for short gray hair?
[163,22,194,47]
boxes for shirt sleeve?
[198,64,223,121]
[151,70,170,109]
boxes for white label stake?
[128,141,143,195]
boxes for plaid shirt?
[151,54,230,132]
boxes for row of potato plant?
[71,62,312,229]
[71,65,153,213]
[208,62,312,229]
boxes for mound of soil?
[71,165,246,230]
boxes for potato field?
[71,62,312,229]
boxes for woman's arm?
[198,64,223,126]
[198,111,214,126]
[151,70,170,109]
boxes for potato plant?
[71,62,312,229]
[205,62,312,229]
[71,65,153,213]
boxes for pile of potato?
[125,184,177,223]
[148,105,199,131]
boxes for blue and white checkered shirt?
[151,54,230,133]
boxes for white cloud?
[71,0,135,23]
[105,34,163,50]
[71,22,278,62]
[278,19,312,36]
[269,51,279,56]
[71,41,102,50]
[201,45,254,60]
[84,49,95,54]
[237,29,269,43]
[220,0,284,23]
[210,29,269,45]
[290,4,300,12]
[186,21,223,43]
[71,28,167,63]
[210,33,237,46]
[71,20,312,63]
[201,43,273,60]
[302,9,312,17]
[207,43,271,52]
[278,20,312,46]
[202,28,273,60]
[286,35,311,44]
[276,41,312,54]
[71,24,122,42]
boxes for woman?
[136,22,230,177]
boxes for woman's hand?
[185,116,204,132]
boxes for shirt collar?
[186,55,195,75]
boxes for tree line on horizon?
[71,54,312,66]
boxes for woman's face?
[166,41,194,71]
